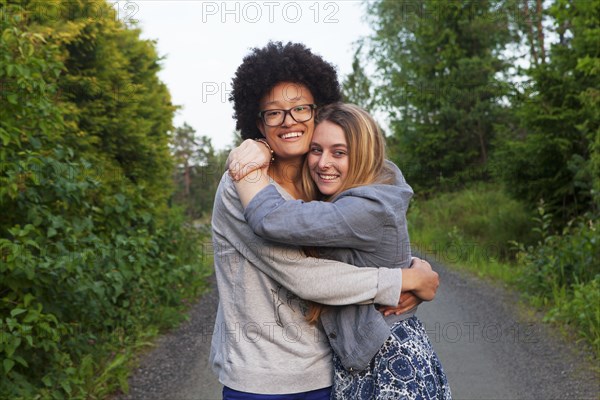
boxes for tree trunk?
[184,159,191,197]
[523,0,539,66]
[477,120,488,165]
[536,0,546,63]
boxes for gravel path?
[115,261,599,400]
[114,274,222,400]
[419,257,598,399]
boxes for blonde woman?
[213,42,438,400]
[233,103,451,399]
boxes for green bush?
[545,277,600,355]
[515,207,599,295]
[409,187,599,356]
[514,207,599,355]
[408,183,534,263]
[0,2,211,398]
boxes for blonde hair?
[302,103,395,324]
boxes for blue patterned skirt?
[332,316,451,400]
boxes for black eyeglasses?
[258,104,317,127]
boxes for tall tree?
[190,136,228,218]
[493,0,600,220]
[55,0,176,207]
[365,0,513,192]
[171,123,199,198]
[342,44,377,111]
[170,127,228,219]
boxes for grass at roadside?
[407,184,599,359]
[407,183,533,284]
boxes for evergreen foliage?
[363,0,512,193]
[0,1,208,397]
[170,123,229,220]
[492,0,600,221]
[348,0,599,356]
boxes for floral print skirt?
[332,316,452,400]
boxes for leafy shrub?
[514,206,599,356]
[0,2,210,398]
[408,183,534,262]
[515,206,599,295]
[545,277,600,355]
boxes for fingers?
[421,259,432,270]
[399,291,412,302]
[411,257,432,268]
[412,258,433,274]
[382,291,422,316]
[229,157,268,180]
[228,139,272,181]
[383,304,416,317]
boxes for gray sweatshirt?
[210,172,403,394]
[244,161,414,372]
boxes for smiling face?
[307,120,349,196]
[257,82,315,161]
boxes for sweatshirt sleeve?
[244,185,390,252]
[212,174,402,306]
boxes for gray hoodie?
[210,172,403,394]
[244,161,414,371]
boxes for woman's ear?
[256,119,266,137]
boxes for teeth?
[281,132,302,139]
[319,174,338,181]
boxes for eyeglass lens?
[262,105,314,126]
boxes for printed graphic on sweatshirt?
[271,284,309,327]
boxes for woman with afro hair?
[233,102,451,399]
[210,41,440,399]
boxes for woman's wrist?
[255,138,275,163]
[401,268,417,292]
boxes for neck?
[269,156,305,199]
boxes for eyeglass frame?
[257,104,318,127]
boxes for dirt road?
[117,261,598,400]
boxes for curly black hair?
[230,41,342,140]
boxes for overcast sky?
[117,1,373,150]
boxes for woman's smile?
[308,120,349,196]
[279,130,304,140]
[258,82,315,160]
